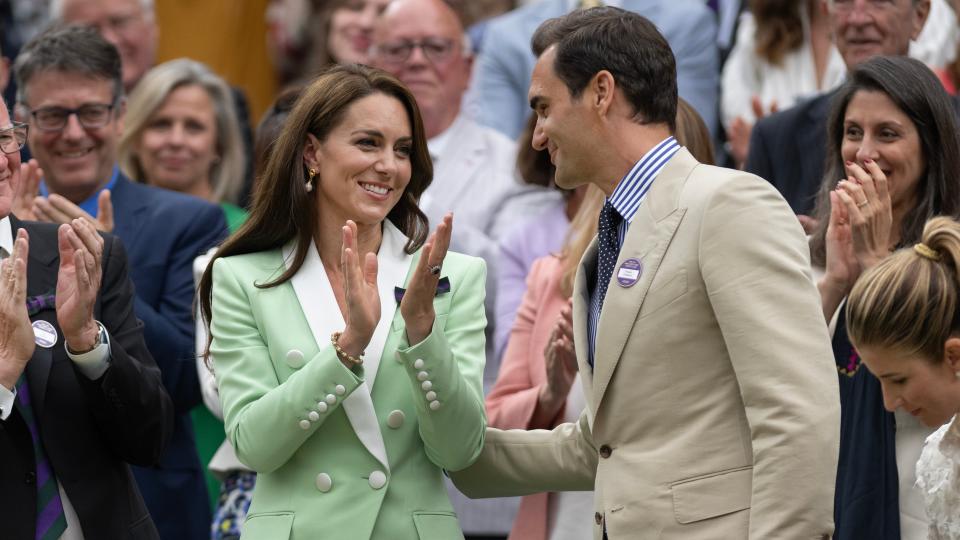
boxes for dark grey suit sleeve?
[76,234,174,466]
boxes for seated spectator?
[117,57,248,516]
[370,0,559,386]
[55,0,256,206]
[808,55,960,540]
[464,0,719,139]
[0,94,174,540]
[721,0,844,167]
[270,0,391,84]
[486,99,716,540]
[495,98,713,363]
[11,26,227,540]
[847,215,960,540]
[119,58,247,229]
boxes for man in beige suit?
[451,7,841,539]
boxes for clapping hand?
[543,299,577,398]
[35,190,114,233]
[400,213,453,346]
[0,229,35,390]
[337,220,380,361]
[11,159,42,220]
[532,298,578,428]
[834,160,893,271]
[820,159,892,319]
[56,219,103,352]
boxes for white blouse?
[720,5,845,130]
[916,415,960,539]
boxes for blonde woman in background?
[119,58,247,230]
[847,216,960,539]
[119,58,248,531]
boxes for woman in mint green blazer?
[197,64,487,539]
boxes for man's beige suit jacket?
[453,148,840,539]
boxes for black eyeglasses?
[374,38,459,65]
[0,122,28,154]
[25,103,117,132]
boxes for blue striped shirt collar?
[608,136,681,224]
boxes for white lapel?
[283,221,414,473]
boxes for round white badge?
[32,320,58,349]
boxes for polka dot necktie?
[596,199,622,308]
[589,200,622,367]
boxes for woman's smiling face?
[305,92,413,227]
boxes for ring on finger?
[429,264,441,275]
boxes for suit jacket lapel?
[572,239,597,418]
[590,150,693,409]
[11,217,60,418]
[284,222,413,473]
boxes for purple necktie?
[16,376,68,540]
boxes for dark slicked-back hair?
[14,25,123,106]
[531,6,677,131]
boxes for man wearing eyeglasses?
[11,26,226,540]
[371,0,558,376]
[0,96,174,539]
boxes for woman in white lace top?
[847,216,960,539]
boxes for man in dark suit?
[11,26,226,540]
[0,97,173,539]
[746,0,931,220]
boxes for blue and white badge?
[32,320,58,348]
[616,258,643,287]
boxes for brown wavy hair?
[750,0,804,65]
[198,64,432,354]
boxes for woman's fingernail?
[864,159,873,164]
[845,161,853,167]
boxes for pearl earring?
[305,168,317,193]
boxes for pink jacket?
[485,255,573,540]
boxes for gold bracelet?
[331,331,364,366]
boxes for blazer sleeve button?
[594,512,602,525]
[599,445,612,458]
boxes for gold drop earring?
[305,168,317,193]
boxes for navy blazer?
[2,216,174,540]
[745,91,836,216]
[110,175,228,540]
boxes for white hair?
[50,0,155,21]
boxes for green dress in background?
[191,202,247,509]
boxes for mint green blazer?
[210,222,487,539]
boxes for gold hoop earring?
[305,168,317,193]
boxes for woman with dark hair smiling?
[197,64,486,539]
[809,55,960,540]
